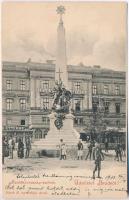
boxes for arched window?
[6,98,13,111]
[20,99,26,111]
[34,129,42,139]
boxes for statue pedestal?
[32,112,80,150]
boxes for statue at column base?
[51,80,72,129]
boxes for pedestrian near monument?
[77,140,83,160]
[121,143,126,157]
[18,138,24,159]
[2,136,8,164]
[26,137,31,158]
[8,137,14,159]
[92,141,96,160]
[115,143,122,161]
[93,144,104,179]
[85,141,93,160]
[59,139,67,160]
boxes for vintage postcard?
[2,2,127,199]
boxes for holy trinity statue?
[51,80,72,130]
[52,80,72,113]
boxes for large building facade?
[2,60,126,143]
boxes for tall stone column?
[56,6,68,89]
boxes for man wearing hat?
[93,144,104,179]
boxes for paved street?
[3,149,126,173]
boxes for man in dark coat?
[115,143,122,161]
[18,138,24,158]
[77,140,83,160]
[85,141,93,160]
[93,145,104,179]
[2,136,8,164]
[25,137,31,158]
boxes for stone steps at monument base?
[46,132,79,139]
[31,138,83,151]
[44,136,79,141]
[30,146,88,159]
[46,135,79,140]
[32,142,80,149]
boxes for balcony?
[3,89,30,98]
[72,89,85,96]
[72,89,84,94]
[92,94,125,99]
[40,88,53,96]
[30,107,51,114]
[3,109,30,115]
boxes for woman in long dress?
[18,138,24,158]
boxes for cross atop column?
[56,5,65,23]
[56,68,63,82]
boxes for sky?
[2,2,127,71]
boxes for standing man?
[26,137,31,158]
[77,140,83,160]
[59,139,67,160]
[18,138,24,159]
[8,136,13,159]
[115,143,122,161]
[85,141,93,160]
[2,136,7,164]
[93,144,104,179]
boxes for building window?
[34,129,42,139]
[116,120,120,127]
[92,85,97,95]
[115,103,120,114]
[20,80,25,90]
[104,102,110,113]
[79,118,83,125]
[104,85,109,95]
[93,103,98,113]
[42,117,50,124]
[20,99,26,111]
[6,80,12,90]
[7,119,12,126]
[21,120,25,126]
[41,98,49,110]
[75,82,80,90]
[74,118,83,125]
[6,99,13,111]
[75,101,80,112]
[115,85,120,95]
[74,118,78,125]
[41,80,49,90]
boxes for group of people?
[2,135,31,164]
[59,139,104,179]
[59,139,125,179]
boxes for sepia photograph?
[2,2,127,199]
